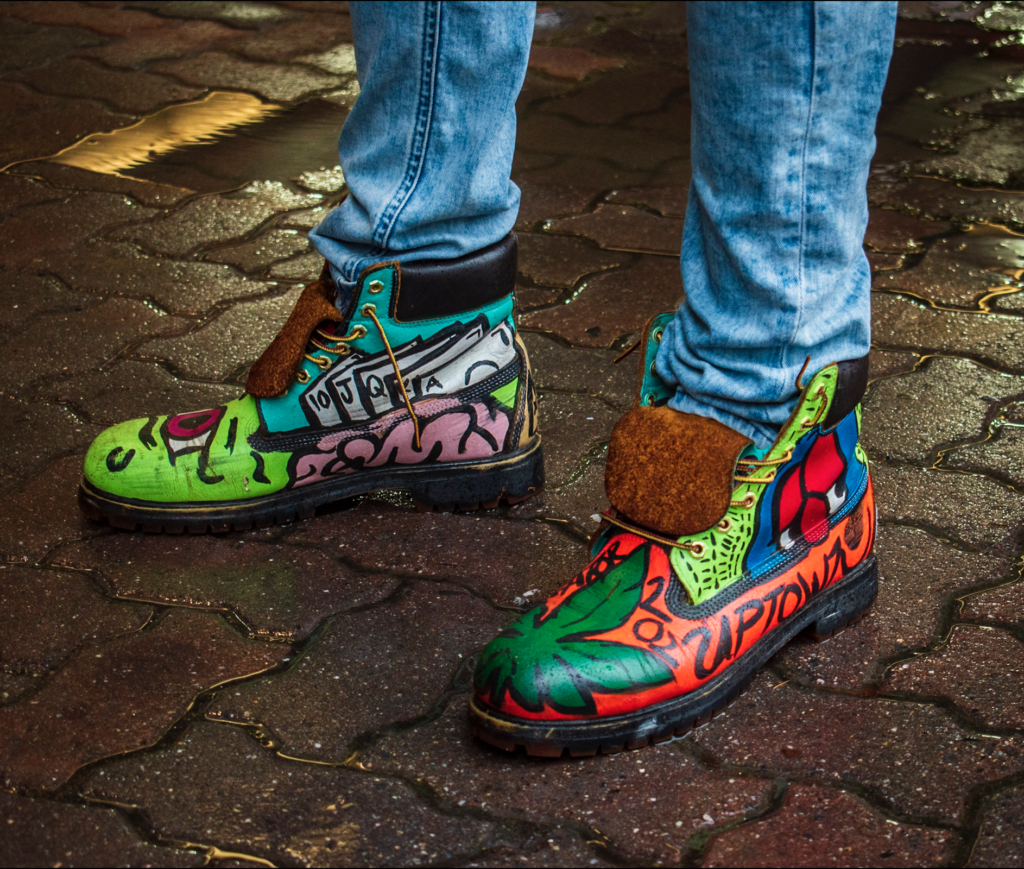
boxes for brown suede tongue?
[605,406,752,537]
[246,275,345,398]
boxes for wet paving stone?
[520,255,683,348]
[871,292,1024,372]
[31,358,240,428]
[516,154,655,197]
[0,791,203,867]
[138,284,301,381]
[885,625,1024,730]
[207,582,508,758]
[521,332,636,411]
[538,66,688,127]
[0,455,105,564]
[943,422,1024,487]
[861,356,1024,464]
[917,117,1024,188]
[277,204,332,231]
[234,13,354,64]
[868,349,920,380]
[0,607,287,791]
[969,783,1024,868]
[152,51,344,103]
[520,453,608,539]
[691,673,1023,825]
[870,176,1024,234]
[0,17,110,76]
[49,239,278,315]
[459,829,615,868]
[546,204,684,255]
[11,56,205,114]
[268,249,322,281]
[115,182,321,257]
[518,114,683,174]
[0,1,173,36]
[1,191,158,270]
[133,1,299,29]
[12,161,194,208]
[364,700,773,867]
[0,564,151,702]
[517,233,626,289]
[58,532,397,642]
[961,576,1024,630]
[773,525,1010,690]
[0,83,136,167]
[80,719,506,868]
[865,208,953,253]
[0,395,101,495]
[872,463,1024,550]
[205,227,312,274]
[285,501,585,610]
[606,185,689,219]
[1,296,189,390]
[514,179,596,231]
[78,17,245,68]
[0,171,67,214]
[533,390,621,486]
[703,784,952,868]
[873,236,1021,309]
[527,45,624,82]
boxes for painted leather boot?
[79,234,542,532]
[470,314,875,756]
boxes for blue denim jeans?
[309,1,897,448]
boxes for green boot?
[79,235,542,532]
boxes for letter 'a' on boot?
[470,313,875,757]
[78,233,543,533]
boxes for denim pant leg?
[656,1,897,449]
[309,0,535,297]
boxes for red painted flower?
[773,432,847,548]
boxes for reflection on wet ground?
[42,91,281,183]
[4,1,1024,867]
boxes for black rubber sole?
[78,438,543,534]
[468,553,878,758]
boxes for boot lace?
[296,304,422,450]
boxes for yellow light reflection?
[45,91,282,177]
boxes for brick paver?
[2,1,1024,865]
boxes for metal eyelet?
[361,303,376,316]
[689,542,707,559]
[349,325,367,339]
[653,329,663,344]
[296,369,311,384]
[800,417,813,429]
[649,360,657,376]
[717,517,732,532]
[313,355,331,370]
[368,279,384,294]
[644,393,655,406]
[739,493,757,508]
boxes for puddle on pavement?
[31,90,351,195]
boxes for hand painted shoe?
[79,234,543,533]
[470,314,876,756]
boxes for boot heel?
[806,556,878,641]
[410,440,544,512]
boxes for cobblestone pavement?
[3,1,1024,866]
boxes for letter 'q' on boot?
[79,234,543,532]
[470,313,876,757]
